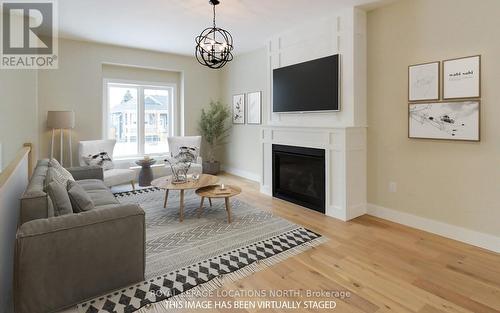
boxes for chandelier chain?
[213,4,216,28]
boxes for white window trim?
[102,78,177,159]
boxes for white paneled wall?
[261,7,367,221]
[266,7,367,128]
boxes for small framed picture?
[408,101,480,141]
[246,91,262,125]
[443,55,481,100]
[408,61,440,102]
[232,94,245,124]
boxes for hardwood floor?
[166,173,500,313]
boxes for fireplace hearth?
[272,144,325,213]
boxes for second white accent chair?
[167,136,203,175]
[78,139,136,190]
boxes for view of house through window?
[106,82,174,158]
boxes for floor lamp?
[47,111,75,167]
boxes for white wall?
[367,0,500,241]
[0,155,29,313]
[267,7,367,128]
[37,39,221,164]
[0,70,38,170]
[220,48,267,181]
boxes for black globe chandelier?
[195,0,234,69]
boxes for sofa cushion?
[77,179,110,191]
[75,179,119,207]
[47,159,75,186]
[85,189,119,207]
[67,181,95,212]
[67,166,104,181]
[103,169,136,187]
[46,182,73,216]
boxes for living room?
[1,0,499,312]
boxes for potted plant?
[198,100,231,175]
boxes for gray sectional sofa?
[15,159,145,313]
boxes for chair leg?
[164,189,169,208]
[179,190,185,222]
[208,198,212,207]
[131,180,135,191]
[225,197,232,223]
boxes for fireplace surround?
[258,9,367,221]
[261,126,366,221]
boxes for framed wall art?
[408,61,440,102]
[443,55,481,100]
[408,101,480,141]
[246,91,262,125]
[232,94,245,124]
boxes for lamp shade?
[47,111,75,129]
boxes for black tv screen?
[273,54,340,113]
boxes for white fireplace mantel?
[257,7,367,221]
[260,126,366,221]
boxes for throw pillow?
[67,180,95,213]
[48,158,75,186]
[174,146,197,163]
[83,152,114,171]
[46,181,73,216]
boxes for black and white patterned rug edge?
[113,187,161,198]
[78,188,328,313]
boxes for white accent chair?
[78,139,136,190]
[167,136,203,175]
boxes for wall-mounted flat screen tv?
[272,54,340,113]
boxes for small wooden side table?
[134,159,156,187]
[195,185,242,223]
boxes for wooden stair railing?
[0,143,33,189]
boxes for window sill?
[114,154,168,162]
[113,155,168,168]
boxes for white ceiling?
[58,0,386,56]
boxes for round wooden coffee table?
[151,174,218,222]
[195,185,242,223]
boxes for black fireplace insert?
[272,144,325,213]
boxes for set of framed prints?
[232,91,262,125]
[408,55,481,141]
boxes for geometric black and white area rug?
[78,188,327,313]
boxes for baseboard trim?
[221,165,261,183]
[367,203,500,253]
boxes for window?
[104,81,175,158]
